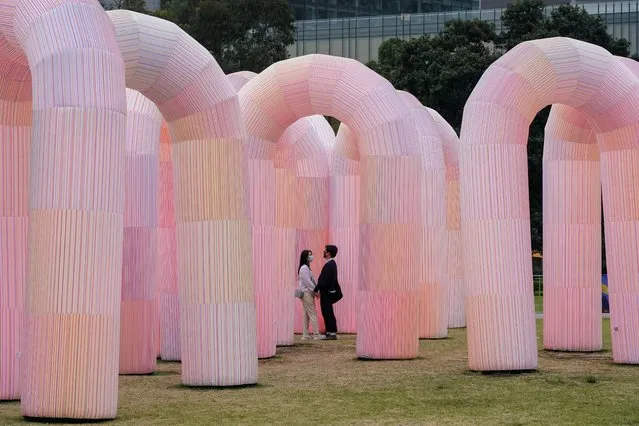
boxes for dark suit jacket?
[315,259,338,296]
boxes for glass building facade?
[289,1,639,62]
[288,0,480,21]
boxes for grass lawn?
[1,319,637,425]
[535,294,543,312]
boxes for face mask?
[308,255,314,262]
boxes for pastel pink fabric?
[228,71,257,92]
[240,54,422,359]
[427,108,465,329]
[543,105,601,351]
[109,11,258,384]
[461,37,639,370]
[120,89,162,374]
[330,123,359,333]
[228,70,305,346]
[0,0,127,418]
[273,137,297,344]
[158,121,180,361]
[0,29,31,401]
[289,116,333,338]
[398,92,447,339]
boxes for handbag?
[294,289,304,298]
[328,282,343,304]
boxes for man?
[315,244,340,340]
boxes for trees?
[99,0,148,12]
[500,0,630,55]
[369,19,499,131]
[372,0,630,257]
[155,0,295,73]
[500,0,630,256]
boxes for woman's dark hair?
[298,249,312,272]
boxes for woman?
[297,249,322,340]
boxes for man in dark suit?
[314,244,339,340]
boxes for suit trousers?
[320,296,337,333]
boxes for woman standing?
[297,250,322,340]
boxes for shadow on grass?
[170,383,265,391]
[420,337,453,341]
[24,417,113,424]
[478,369,537,377]
[355,356,426,362]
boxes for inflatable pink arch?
[230,71,334,345]
[240,54,423,359]
[228,71,258,91]
[331,94,448,339]
[108,10,257,386]
[120,89,162,374]
[158,121,180,361]
[427,108,465,329]
[543,104,601,351]
[330,123,360,333]
[461,37,639,370]
[0,0,127,418]
[0,3,255,418]
[286,116,334,339]
[0,27,31,402]
[397,91,447,339]
[542,55,639,356]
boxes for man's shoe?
[324,334,337,340]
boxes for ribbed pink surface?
[398,91,447,340]
[0,38,30,401]
[240,55,422,359]
[543,105,602,351]
[0,0,128,418]
[109,11,258,384]
[330,124,359,333]
[461,37,639,370]
[228,71,257,92]
[427,108,465,329]
[291,117,333,336]
[158,121,180,361]
[274,144,296,345]
[120,89,162,374]
[603,56,639,364]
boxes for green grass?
[535,294,543,312]
[2,319,637,425]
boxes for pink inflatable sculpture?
[228,71,258,92]
[240,54,423,359]
[109,10,258,386]
[543,104,601,351]
[461,37,639,370]
[0,0,128,418]
[398,91,447,340]
[120,89,162,374]
[233,71,334,349]
[0,32,31,401]
[158,121,180,361]
[427,108,465,329]
[330,123,360,333]
[542,55,639,356]
[288,116,334,339]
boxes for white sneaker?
[313,334,325,340]
[301,335,312,340]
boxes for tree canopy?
[153,0,294,73]
[369,0,630,261]
[102,0,295,74]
